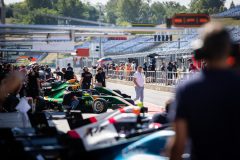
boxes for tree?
[190,0,226,14]
[105,0,118,24]
[163,1,187,18]
[26,0,53,9]
[117,0,144,23]
[84,4,99,21]
[8,0,100,25]
[230,1,235,9]
[150,2,166,24]
[6,5,13,18]
[29,8,58,24]
[208,8,213,14]
[219,5,225,12]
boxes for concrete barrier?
[107,79,175,93]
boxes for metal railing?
[107,70,195,86]
[74,68,196,86]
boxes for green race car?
[38,85,134,114]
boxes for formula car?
[65,106,170,159]
[114,130,175,160]
[37,85,135,113]
[41,78,79,96]
[41,79,132,99]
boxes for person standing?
[45,65,52,79]
[26,66,41,104]
[55,66,61,80]
[143,62,148,72]
[80,67,93,89]
[64,67,75,81]
[95,67,106,87]
[170,22,240,160]
[67,63,73,72]
[133,66,144,103]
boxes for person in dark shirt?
[67,63,73,72]
[170,22,240,160]
[64,68,74,81]
[27,66,41,100]
[95,67,106,87]
[80,67,93,89]
[45,65,52,79]
[60,68,66,81]
[143,62,148,72]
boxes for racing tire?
[92,99,108,114]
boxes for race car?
[114,130,175,160]
[38,86,135,113]
[41,79,131,99]
[65,106,170,159]
[42,79,79,96]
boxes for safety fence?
[74,68,196,86]
[106,70,195,86]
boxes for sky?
[5,0,240,8]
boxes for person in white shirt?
[133,66,145,103]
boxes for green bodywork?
[94,87,124,98]
[44,84,133,110]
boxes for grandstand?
[229,26,240,42]
[75,36,156,54]
[213,5,240,18]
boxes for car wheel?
[93,99,107,114]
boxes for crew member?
[133,65,144,103]
[95,67,106,87]
[80,67,93,89]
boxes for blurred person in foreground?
[170,22,240,160]
[0,73,23,112]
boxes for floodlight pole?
[99,4,102,58]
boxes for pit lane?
[0,82,173,128]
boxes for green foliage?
[150,2,166,24]
[190,0,226,14]
[105,0,118,24]
[5,5,13,18]
[117,0,143,23]
[8,0,99,24]
[26,0,53,9]
[230,1,235,9]
[7,0,230,25]
[163,1,187,18]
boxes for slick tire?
[92,99,108,114]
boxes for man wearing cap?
[133,66,145,103]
